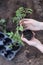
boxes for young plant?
[13,7,33,23]
[7,7,33,46]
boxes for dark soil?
[23,29,33,40]
[0,0,43,65]
[12,43,20,51]
[12,45,20,51]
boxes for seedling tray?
[0,32,22,60]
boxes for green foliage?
[0,7,33,47]
[17,25,23,31]
[13,7,33,23]
[12,7,33,45]
[6,31,24,46]
[7,7,33,46]
[25,8,33,14]
[6,32,14,38]
[13,7,26,23]
[16,7,26,19]
[13,31,24,45]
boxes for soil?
[0,0,43,65]
[23,29,33,40]
[12,44,20,51]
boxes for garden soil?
[0,0,43,65]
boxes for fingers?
[19,19,25,26]
[21,34,29,43]
[21,34,43,53]
[21,34,24,41]
[32,32,35,36]
[19,19,30,26]
[19,19,30,29]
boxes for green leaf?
[16,7,26,19]
[18,26,23,31]
[6,32,13,38]
[26,8,33,14]
[19,7,24,11]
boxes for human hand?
[21,34,43,53]
[21,34,38,46]
[19,19,41,31]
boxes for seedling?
[13,7,33,23]
[0,7,33,60]
[7,7,33,46]
[12,7,33,45]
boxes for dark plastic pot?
[0,32,4,40]
[3,38,12,46]
[4,50,14,60]
[22,29,33,40]
[3,43,21,60]
[0,45,6,55]
[0,32,22,60]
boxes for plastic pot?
[5,43,21,60]
[4,50,14,60]
[0,32,22,60]
[0,32,5,40]
[4,42,21,60]
[3,38,12,46]
[0,45,6,55]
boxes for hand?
[21,34,43,53]
[19,19,42,31]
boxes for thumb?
[21,34,29,43]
